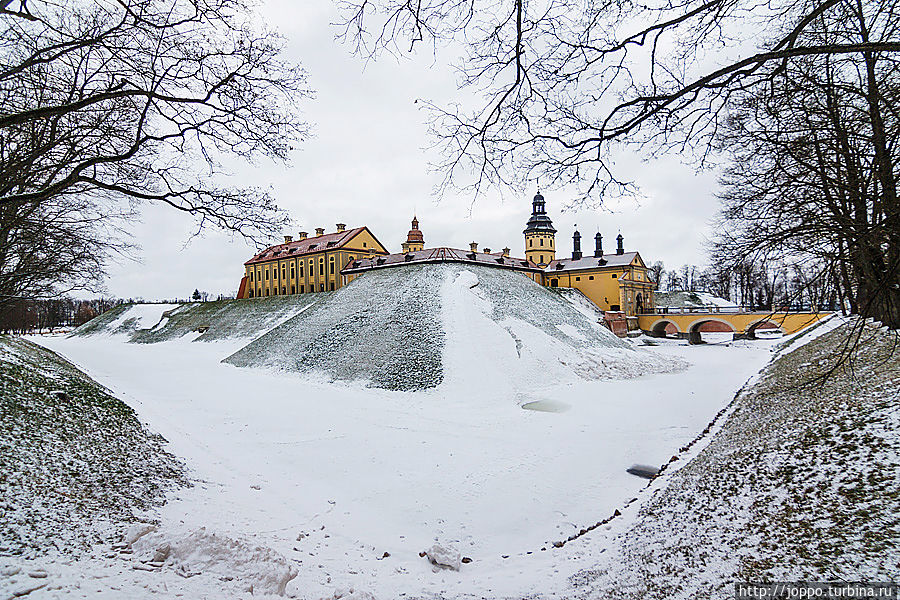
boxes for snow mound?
[571,319,900,597]
[132,527,297,595]
[71,296,322,343]
[103,303,180,336]
[0,337,186,557]
[423,542,461,570]
[225,264,444,391]
[226,263,683,390]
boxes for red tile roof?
[244,227,379,266]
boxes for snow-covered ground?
[13,320,782,599]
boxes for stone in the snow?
[423,542,461,571]
[626,464,660,479]
[123,523,157,546]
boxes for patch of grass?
[0,336,187,558]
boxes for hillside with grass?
[225,263,680,390]
[569,319,900,598]
[0,337,187,558]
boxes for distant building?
[237,224,388,298]
[525,191,656,315]
[237,193,656,316]
[400,216,425,253]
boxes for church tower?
[401,216,425,252]
[523,190,557,266]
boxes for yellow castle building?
[237,224,388,298]
[238,192,655,317]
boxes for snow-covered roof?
[545,251,640,272]
[341,247,542,275]
[654,290,733,309]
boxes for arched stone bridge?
[636,311,831,344]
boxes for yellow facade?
[543,256,656,315]
[241,226,388,298]
[524,232,555,266]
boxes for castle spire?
[523,189,557,266]
[402,215,425,253]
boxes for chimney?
[483,247,491,254]
[616,233,624,255]
[594,232,603,258]
[502,247,510,257]
[284,235,293,244]
[470,241,478,253]
[315,227,325,236]
[336,223,346,232]
[572,228,582,260]
[298,231,308,240]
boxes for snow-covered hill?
[225,264,681,390]
[0,337,185,558]
[71,296,323,343]
[567,318,900,598]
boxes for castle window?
[319,259,324,276]
[249,289,253,298]
[589,275,594,280]
[529,239,533,247]
[320,284,325,292]
[299,263,304,277]
[550,279,558,287]
[330,257,335,274]
[540,254,544,263]
[264,269,269,281]
[291,285,295,294]
[290,265,295,278]
[300,285,305,293]
[612,274,617,278]
[282,287,286,295]
[249,271,253,282]
[265,289,269,296]
[330,282,335,291]
[540,238,544,246]
[363,242,367,247]
[575,277,580,281]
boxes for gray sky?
[103,0,721,300]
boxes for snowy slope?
[226,263,680,390]
[26,313,783,599]
[225,264,445,390]
[0,337,185,558]
[71,296,324,344]
[565,319,900,598]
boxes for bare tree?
[710,2,899,327]
[337,0,900,203]
[1,0,311,304]
[339,0,899,327]
[649,261,665,289]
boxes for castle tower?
[523,190,556,266]
[401,216,425,252]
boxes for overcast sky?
[102,0,722,300]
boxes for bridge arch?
[687,317,736,344]
[746,318,785,338]
[648,318,681,338]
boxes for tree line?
[651,259,844,312]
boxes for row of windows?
[248,255,350,283]
[248,281,336,298]
[528,237,553,248]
